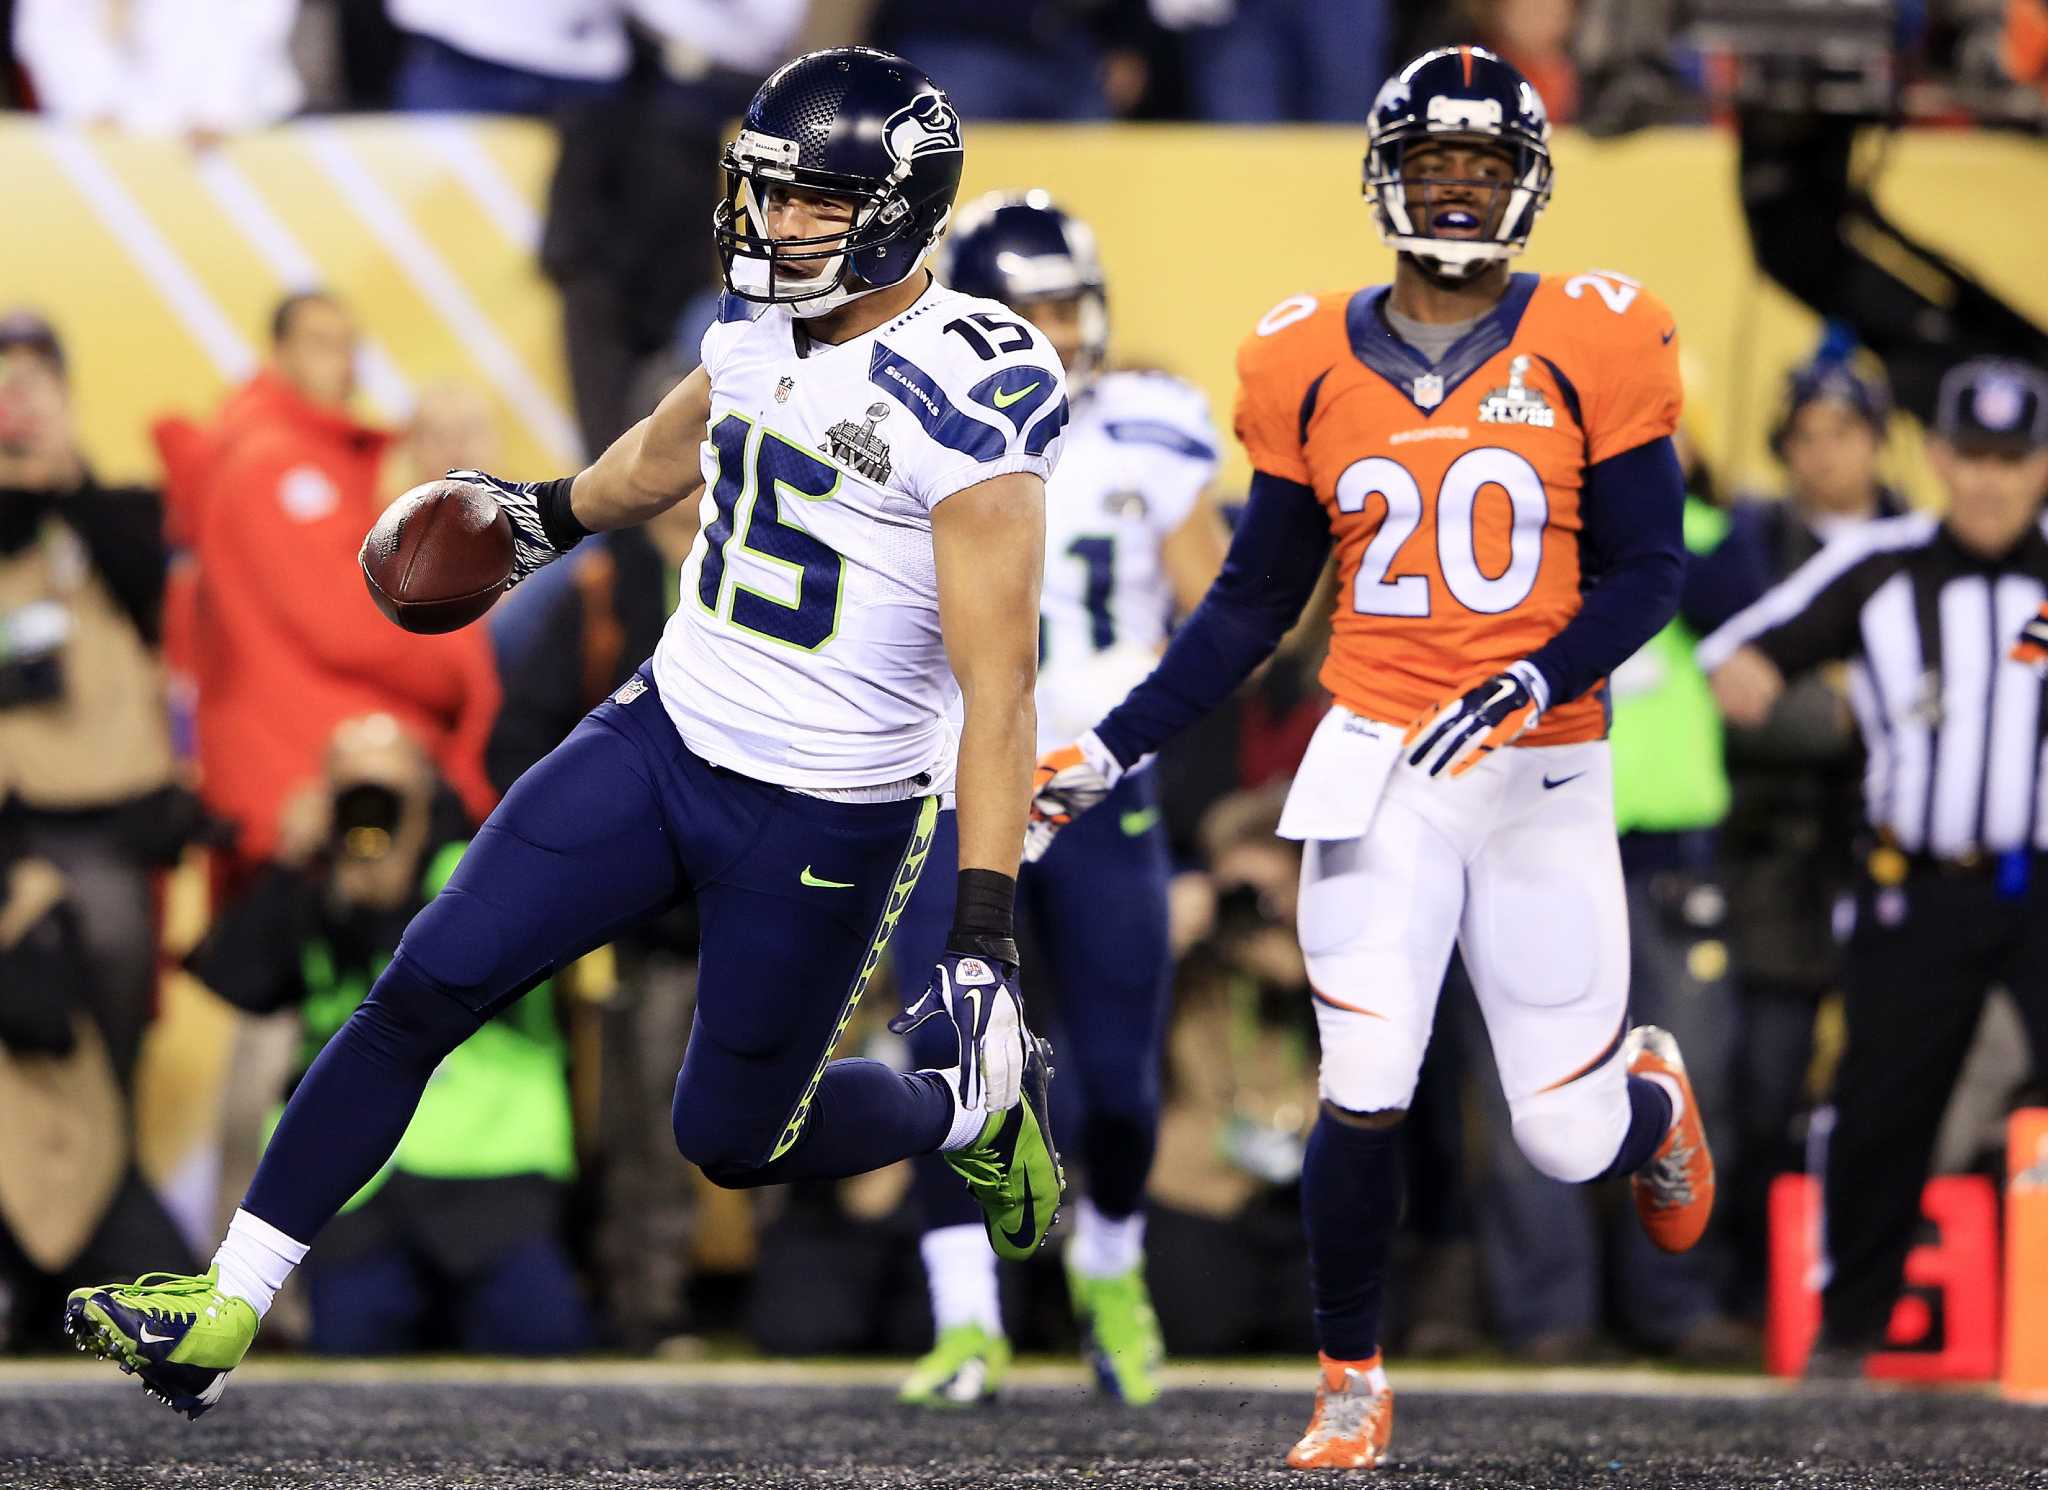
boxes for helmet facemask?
[1364,129,1553,282]
[715,130,940,319]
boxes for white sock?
[210,1208,309,1320]
[1645,1071,1685,1129]
[1066,1197,1145,1279]
[928,1071,987,1152]
[921,1223,1003,1334]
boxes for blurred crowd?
[2,0,2040,137]
[2,0,2047,1373]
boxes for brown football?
[359,478,515,635]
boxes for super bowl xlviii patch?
[1478,355,1556,427]
[824,402,894,483]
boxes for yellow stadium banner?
[5,116,2042,502]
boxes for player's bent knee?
[1509,1082,1628,1184]
[671,1092,788,1185]
[392,886,520,1010]
[360,950,490,1064]
[1314,1004,1425,1114]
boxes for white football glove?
[1404,660,1548,780]
[446,469,565,586]
[890,948,1028,1112]
[1023,730,1125,864]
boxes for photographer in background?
[0,309,200,1345]
[189,715,588,1356]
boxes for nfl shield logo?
[775,376,795,404]
[1413,373,1445,410]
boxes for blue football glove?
[1404,661,1548,779]
[446,469,567,586]
[890,939,1028,1113]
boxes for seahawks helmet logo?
[883,94,962,166]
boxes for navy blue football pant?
[894,770,1174,1231]
[244,669,954,1244]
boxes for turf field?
[3,1361,2045,1487]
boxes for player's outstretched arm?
[898,470,1045,1114]
[452,364,713,588]
[934,470,1045,880]
[1025,469,1331,860]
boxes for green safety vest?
[267,840,577,1213]
[1607,498,1731,836]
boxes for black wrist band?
[535,476,590,551]
[949,867,1017,952]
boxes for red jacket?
[155,371,499,862]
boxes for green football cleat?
[945,1036,1065,1262]
[898,1322,1013,1406]
[1068,1259,1164,1405]
[63,1268,258,1419]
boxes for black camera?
[0,598,70,709]
[331,782,406,862]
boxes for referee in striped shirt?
[1698,357,2048,1372]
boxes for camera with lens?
[0,598,70,710]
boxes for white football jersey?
[1035,370,1219,748]
[652,281,1068,790]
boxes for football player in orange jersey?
[1024,46,1716,1470]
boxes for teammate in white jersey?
[892,193,1227,1408]
[62,49,1075,1422]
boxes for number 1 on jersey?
[697,412,845,651]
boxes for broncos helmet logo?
[883,93,962,167]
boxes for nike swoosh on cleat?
[1542,772,1585,790]
[1000,1169,1038,1252]
[799,866,856,889]
[991,380,1041,409]
[137,1326,173,1344]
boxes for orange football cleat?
[1285,1354,1394,1471]
[1626,1025,1716,1255]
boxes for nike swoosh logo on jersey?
[1542,772,1586,790]
[1661,327,1676,344]
[991,380,1041,409]
[137,1325,174,1344]
[1120,806,1161,838]
[799,867,856,889]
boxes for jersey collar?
[1344,271,1539,416]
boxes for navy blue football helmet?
[1364,46,1554,281]
[715,47,964,317]
[939,190,1109,385]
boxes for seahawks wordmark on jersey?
[653,282,1069,791]
[1035,371,1220,748]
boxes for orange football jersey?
[1236,270,1682,746]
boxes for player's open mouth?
[1430,208,1484,237]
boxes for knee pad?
[359,951,489,1065]
[671,1082,785,1184]
[392,887,516,1009]
[1310,982,1426,1114]
[1508,1074,1629,1184]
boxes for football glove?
[2015,603,2048,671]
[446,469,568,587]
[1404,661,1548,779]
[890,942,1029,1113]
[1023,730,1124,864]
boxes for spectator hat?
[1935,359,2048,456]
[1771,355,1889,458]
[0,310,65,376]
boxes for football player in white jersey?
[63,49,1076,1421]
[893,193,1227,1408]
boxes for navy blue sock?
[1592,1075,1675,1182]
[1301,1110,1403,1360]
[690,1059,954,1189]
[242,966,483,1241]
[1081,1108,1157,1220]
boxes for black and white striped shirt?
[1697,514,2048,858]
